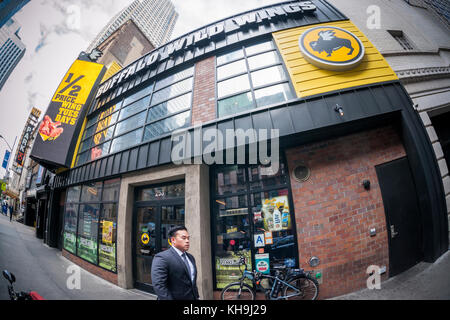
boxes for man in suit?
[151,225,199,300]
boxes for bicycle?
[220,254,319,300]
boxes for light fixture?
[334,104,344,117]
[362,179,371,190]
[309,256,320,267]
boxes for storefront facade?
[34,0,447,299]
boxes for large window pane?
[143,111,190,141]
[217,59,247,81]
[217,74,250,98]
[89,141,111,162]
[102,178,121,202]
[250,65,287,88]
[114,110,146,137]
[76,152,89,167]
[123,84,153,107]
[155,66,194,91]
[254,83,295,108]
[151,77,193,106]
[137,183,185,201]
[248,163,288,191]
[77,204,100,264]
[147,93,191,123]
[92,127,114,146]
[63,203,78,254]
[119,95,151,121]
[217,48,244,66]
[247,51,279,70]
[81,182,102,202]
[245,41,274,56]
[66,186,81,203]
[214,195,251,289]
[215,166,247,196]
[99,203,117,272]
[110,128,143,153]
[218,92,254,117]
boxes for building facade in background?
[30,0,449,299]
[0,0,29,28]
[0,18,25,90]
[87,0,178,52]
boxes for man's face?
[172,230,190,252]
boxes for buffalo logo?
[299,26,364,71]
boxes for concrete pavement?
[0,213,155,300]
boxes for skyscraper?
[87,0,178,52]
[0,0,30,28]
[0,18,26,91]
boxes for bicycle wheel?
[221,282,255,300]
[283,275,319,300]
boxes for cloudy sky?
[0,0,282,177]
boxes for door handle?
[390,225,398,238]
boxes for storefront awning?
[3,189,19,199]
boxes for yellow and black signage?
[273,20,398,98]
[31,59,106,169]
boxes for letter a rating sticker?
[254,234,265,248]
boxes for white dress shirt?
[172,245,195,283]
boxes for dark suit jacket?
[150,246,199,300]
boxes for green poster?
[215,250,252,289]
[99,243,116,272]
[77,236,98,264]
[63,231,76,254]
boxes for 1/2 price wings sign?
[30,59,105,170]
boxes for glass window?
[92,127,114,146]
[137,183,185,201]
[63,203,78,254]
[76,152,89,167]
[151,77,193,106]
[147,93,191,123]
[217,48,244,66]
[250,65,287,88]
[81,182,102,202]
[89,141,111,161]
[215,166,247,196]
[254,83,295,108]
[114,110,146,137]
[247,51,279,70]
[77,204,100,264]
[245,41,274,56]
[123,84,153,107]
[119,95,151,121]
[99,203,117,272]
[110,128,143,153]
[218,92,254,118]
[217,59,246,81]
[217,74,250,99]
[143,111,190,141]
[66,186,81,203]
[155,66,194,91]
[102,178,121,202]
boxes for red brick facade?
[286,125,406,299]
[62,249,118,285]
[191,56,216,125]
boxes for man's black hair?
[168,225,187,239]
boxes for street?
[0,213,154,300]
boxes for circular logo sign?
[141,233,150,245]
[299,26,365,71]
[256,260,269,273]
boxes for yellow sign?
[102,220,113,245]
[272,20,398,98]
[141,233,150,245]
[299,26,364,71]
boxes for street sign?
[2,150,10,169]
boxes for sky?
[0,0,282,178]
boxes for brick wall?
[62,249,118,286]
[285,125,406,299]
[191,56,216,125]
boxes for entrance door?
[375,157,423,277]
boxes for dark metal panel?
[100,158,107,178]
[307,97,334,128]
[159,138,172,164]
[337,90,366,121]
[148,140,160,166]
[120,150,130,173]
[94,160,101,178]
[355,88,382,116]
[288,101,314,133]
[234,116,255,148]
[323,93,361,123]
[383,85,406,111]
[369,86,394,113]
[252,111,273,132]
[105,156,113,176]
[270,107,295,136]
[112,153,121,175]
[137,144,149,169]
[217,119,235,150]
[201,123,218,154]
[128,147,138,171]
[88,162,95,181]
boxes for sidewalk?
[0,214,155,300]
[331,249,450,300]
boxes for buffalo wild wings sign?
[30,58,105,170]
